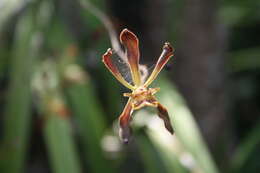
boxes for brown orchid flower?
[102,28,174,143]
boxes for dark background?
[0,0,259,173]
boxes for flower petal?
[120,29,141,86]
[144,97,174,134]
[102,48,134,90]
[144,42,174,87]
[119,98,133,143]
[157,103,174,134]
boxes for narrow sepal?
[119,99,133,143]
[144,42,174,87]
[120,29,141,86]
[157,103,174,134]
[102,48,134,90]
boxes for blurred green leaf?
[136,133,186,173]
[0,6,41,173]
[151,76,219,173]
[65,68,114,173]
[44,114,82,173]
[231,122,260,173]
[219,0,260,26]
[32,59,82,173]
[229,47,260,72]
[0,0,25,31]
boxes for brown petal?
[157,103,174,134]
[144,42,174,87]
[102,48,134,90]
[119,98,133,143]
[120,29,141,86]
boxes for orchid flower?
[102,29,174,143]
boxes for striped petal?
[102,48,134,90]
[119,98,133,143]
[120,29,141,86]
[144,42,174,87]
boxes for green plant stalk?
[0,9,38,173]
[66,81,114,173]
[44,114,82,173]
[155,76,219,173]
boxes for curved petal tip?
[157,103,174,134]
[119,28,138,44]
[119,126,132,144]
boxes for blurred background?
[0,0,259,173]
